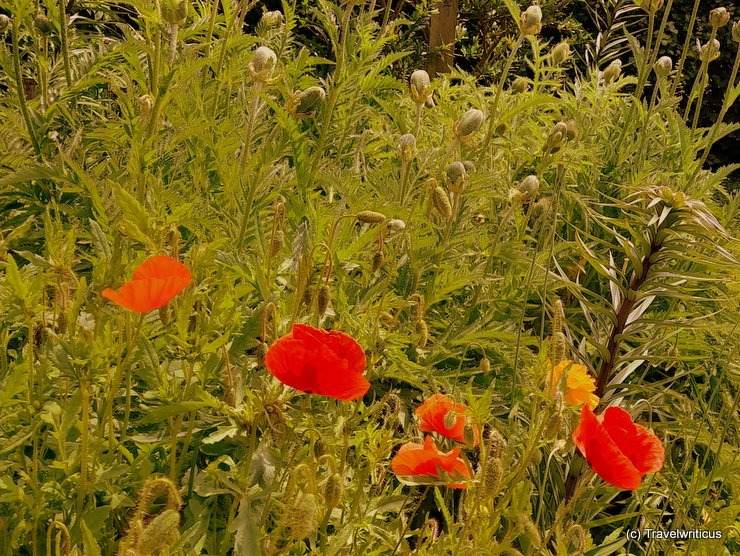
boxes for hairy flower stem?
[670,0,701,98]
[11,18,41,157]
[686,29,718,130]
[78,375,90,517]
[58,0,72,87]
[695,46,740,173]
[634,9,656,100]
[414,102,423,136]
[167,23,179,66]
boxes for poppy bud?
[545,121,568,152]
[445,161,467,193]
[518,175,540,203]
[654,55,672,79]
[410,293,425,321]
[566,524,587,552]
[415,319,429,348]
[388,218,406,231]
[487,428,506,459]
[494,122,509,136]
[443,410,457,430]
[287,492,320,540]
[515,514,542,550]
[454,108,485,138]
[137,510,180,554]
[409,69,432,104]
[317,285,330,315]
[158,305,171,326]
[564,119,579,142]
[698,39,720,63]
[356,210,386,224]
[462,160,475,174]
[480,357,491,373]
[709,7,730,29]
[0,15,10,33]
[270,230,285,256]
[313,437,327,458]
[511,77,530,93]
[432,186,453,219]
[733,21,740,43]
[482,457,503,498]
[639,0,663,11]
[296,86,326,114]
[249,46,278,84]
[520,5,543,36]
[260,10,284,27]
[371,250,384,272]
[161,0,188,25]
[551,42,570,65]
[463,422,477,446]
[34,14,53,35]
[301,285,313,307]
[256,340,269,362]
[397,133,417,162]
[324,473,344,508]
[603,59,622,83]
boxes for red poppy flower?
[391,435,472,489]
[573,406,664,490]
[415,394,480,446]
[102,256,191,313]
[264,324,369,400]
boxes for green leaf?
[139,401,210,424]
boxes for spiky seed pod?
[372,250,384,273]
[409,70,432,104]
[520,5,543,36]
[356,210,386,224]
[249,46,278,84]
[564,119,579,142]
[415,319,429,348]
[410,294,425,321]
[733,21,740,43]
[654,56,673,79]
[511,77,529,93]
[699,39,721,63]
[517,175,540,203]
[317,285,330,315]
[34,14,52,34]
[566,524,587,553]
[260,10,284,27]
[0,15,10,33]
[397,133,417,162]
[432,186,453,219]
[161,0,188,25]
[446,161,467,193]
[270,230,285,257]
[136,510,180,556]
[462,160,476,173]
[287,492,320,540]
[603,59,622,83]
[482,457,503,497]
[709,7,730,28]
[296,86,326,114]
[551,42,571,65]
[480,357,491,374]
[488,428,506,459]
[324,473,344,508]
[454,109,485,138]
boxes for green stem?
[58,0,72,87]
[669,0,701,98]
[11,18,41,156]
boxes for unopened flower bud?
[260,10,285,27]
[317,285,330,315]
[511,77,530,93]
[545,121,568,151]
[445,161,467,192]
[397,133,417,162]
[480,357,491,373]
[733,21,740,43]
[34,14,53,35]
[454,108,485,138]
[551,42,570,65]
[520,5,543,36]
[432,186,453,219]
[482,457,503,497]
[139,94,154,118]
[462,160,476,174]
[324,473,344,508]
[356,210,386,224]
[296,86,326,114]
[654,55,672,79]
[270,230,285,256]
[416,319,429,347]
[603,59,622,83]
[249,46,278,83]
[709,7,730,29]
[371,250,384,272]
[287,493,320,540]
[409,70,432,104]
[388,218,406,231]
[640,0,664,12]
[564,119,579,142]
[699,39,720,63]
[487,428,506,459]
[518,175,540,203]
[0,15,10,33]
[443,410,457,429]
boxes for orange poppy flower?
[548,360,599,410]
[573,406,664,490]
[264,324,369,401]
[391,435,472,489]
[102,256,191,313]
[415,394,480,446]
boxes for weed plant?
[0,1,738,555]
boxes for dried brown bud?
[356,210,386,224]
[520,5,543,36]
[709,7,730,28]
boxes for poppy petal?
[132,256,191,282]
[632,424,665,474]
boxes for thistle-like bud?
[356,210,386,224]
[317,285,330,315]
[511,77,530,93]
[371,250,384,272]
[34,14,53,35]
[137,509,180,554]
[287,492,320,540]
[551,42,571,65]
[454,108,485,139]
[602,59,622,83]
[733,21,740,43]
[161,0,188,25]
[462,160,476,174]
[324,473,344,508]
[482,457,503,497]
[432,186,453,219]
[0,15,10,33]
[270,230,285,256]
[249,46,278,84]
[260,10,285,28]
[520,5,543,36]
[517,174,540,201]
[654,55,673,79]
[397,133,417,162]
[445,161,467,193]
[409,70,432,104]
[296,86,326,114]
[415,319,429,348]
[709,7,730,29]
[699,39,721,63]
[515,514,542,550]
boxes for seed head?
[709,7,730,29]
[602,59,622,83]
[356,210,386,224]
[409,70,432,104]
[415,319,429,348]
[249,46,278,84]
[34,14,53,35]
[654,55,672,79]
[551,42,571,65]
[296,86,326,114]
[397,133,417,162]
[511,77,530,93]
[0,15,10,33]
[432,186,453,219]
[699,39,721,63]
[317,285,330,315]
[520,5,543,36]
[454,108,485,138]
